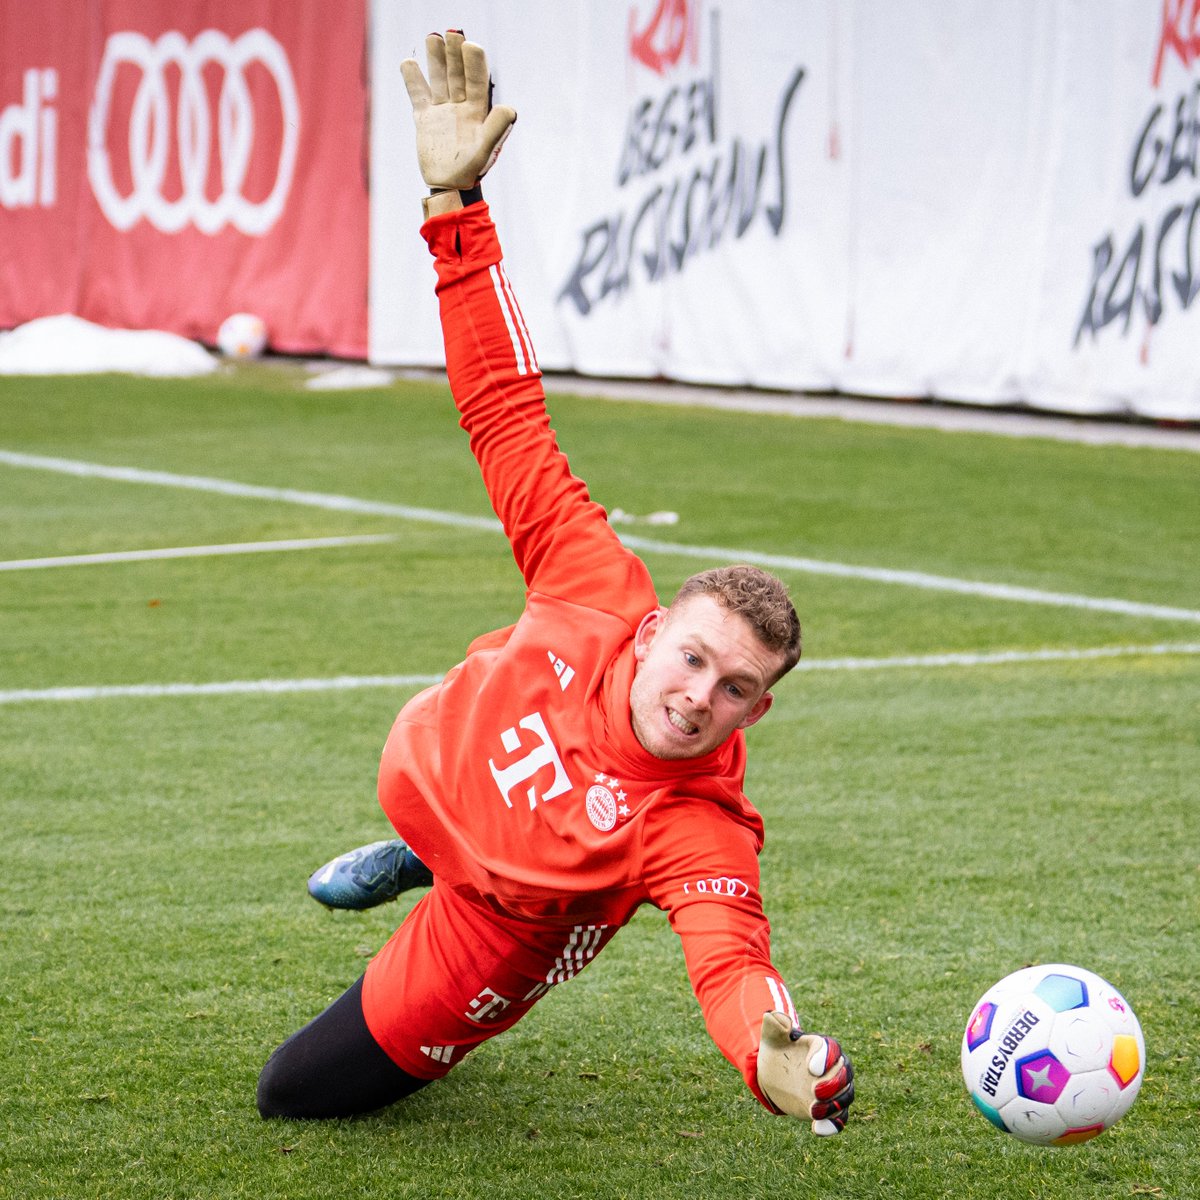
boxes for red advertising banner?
[0,0,368,358]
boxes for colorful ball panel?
[1016,1051,1070,1104]
[1109,1034,1141,1088]
[966,1001,998,1052]
[1053,1125,1105,1146]
[1034,972,1089,1013]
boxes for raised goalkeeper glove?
[756,1011,856,1135]
[400,30,517,215]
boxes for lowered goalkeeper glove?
[400,30,517,216]
[756,1011,855,1136]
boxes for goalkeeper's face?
[628,594,780,761]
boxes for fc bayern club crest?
[586,773,631,832]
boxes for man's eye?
[684,652,700,667]
[726,683,743,699]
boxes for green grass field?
[1,365,1197,1199]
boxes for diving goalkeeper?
[257,30,854,1136]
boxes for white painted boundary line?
[2,644,1197,705]
[617,535,1200,624]
[0,449,502,531]
[793,642,1200,671]
[0,534,398,571]
[0,674,444,705]
[3,448,1198,624]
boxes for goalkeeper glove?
[400,30,517,216]
[756,1011,856,1135]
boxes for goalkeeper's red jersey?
[376,203,798,1107]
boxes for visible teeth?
[668,709,698,735]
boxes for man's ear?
[633,606,668,662]
[737,691,774,729]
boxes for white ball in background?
[216,313,268,360]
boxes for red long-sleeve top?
[377,203,796,1108]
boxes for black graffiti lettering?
[684,152,746,260]
[730,142,762,237]
[1164,83,1200,186]
[665,142,751,269]
[595,210,635,307]
[1081,74,1200,346]
[668,162,706,265]
[566,185,676,313]
[558,221,615,317]
[1103,227,1141,334]
[561,139,773,316]
[725,142,764,241]
[685,75,719,153]
[559,67,804,317]
[618,97,655,185]
[765,68,805,234]
[694,157,728,252]
[1129,84,1200,197]
[1131,104,1165,197]
[1171,196,1200,305]
[616,76,719,186]
[628,183,669,288]
[1073,227,1142,344]
[1074,193,1200,345]
[1075,236,1114,345]
[658,178,685,273]
[1146,203,1184,323]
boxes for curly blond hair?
[669,565,802,682]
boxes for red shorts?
[361,882,618,1079]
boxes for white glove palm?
[400,31,517,191]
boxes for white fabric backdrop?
[369,0,1200,420]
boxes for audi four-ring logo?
[87,29,300,235]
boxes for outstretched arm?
[401,33,653,624]
[644,799,855,1134]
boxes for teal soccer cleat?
[307,839,434,910]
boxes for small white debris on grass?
[608,508,680,526]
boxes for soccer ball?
[216,312,268,360]
[961,964,1145,1145]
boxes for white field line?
[3,448,1198,623]
[1,644,1197,705]
[616,535,1200,624]
[0,534,398,571]
[0,449,502,531]
[793,642,1200,671]
[0,674,444,705]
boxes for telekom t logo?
[0,68,57,209]
[488,711,572,810]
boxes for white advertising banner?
[369,0,1200,420]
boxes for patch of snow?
[0,315,216,377]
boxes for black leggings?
[257,975,429,1119]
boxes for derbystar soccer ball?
[961,964,1145,1145]
[216,312,268,360]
